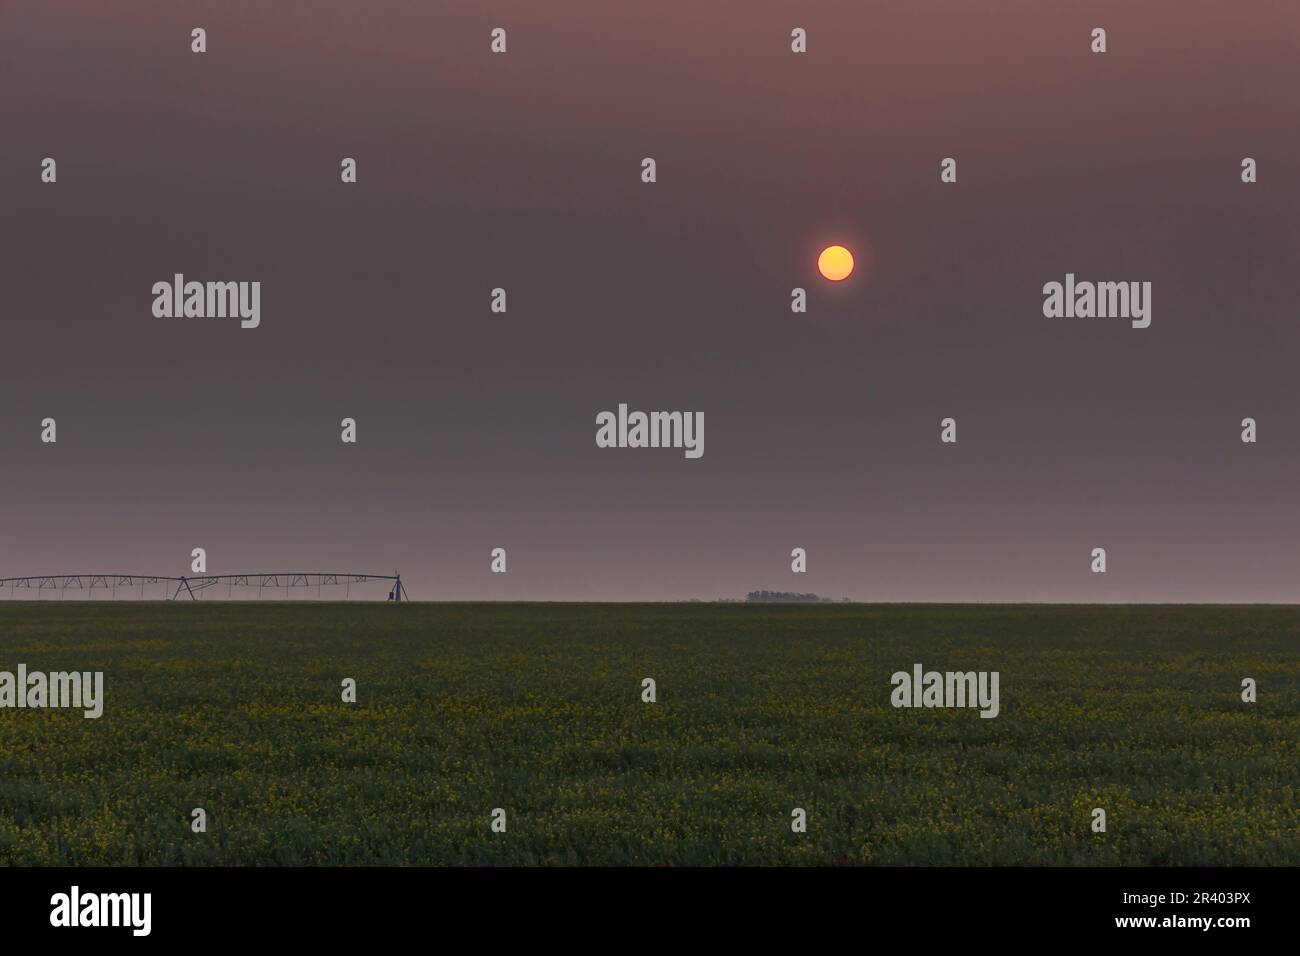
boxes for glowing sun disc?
[817,245,854,281]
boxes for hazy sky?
[3,1,1299,600]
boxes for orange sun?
[817,245,854,281]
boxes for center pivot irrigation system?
[0,572,408,601]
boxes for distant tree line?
[745,590,848,603]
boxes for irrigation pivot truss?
[0,572,408,601]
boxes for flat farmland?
[0,602,1295,865]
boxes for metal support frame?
[0,572,406,601]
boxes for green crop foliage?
[0,602,1295,865]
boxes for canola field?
[0,602,1295,865]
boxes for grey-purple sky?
[3,0,1299,600]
